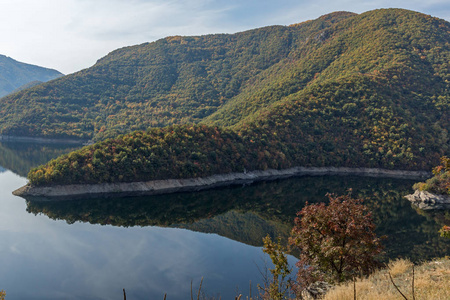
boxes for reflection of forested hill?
[0,141,80,177]
[27,176,450,261]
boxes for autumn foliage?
[440,226,450,239]
[289,192,384,285]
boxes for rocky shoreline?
[405,190,450,210]
[13,166,430,201]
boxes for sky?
[1,0,450,75]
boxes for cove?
[0,140,449,299]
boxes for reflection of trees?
[0,141,80,176]
[27,176,450,261]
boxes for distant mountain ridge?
[0,55,63,98]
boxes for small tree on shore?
[439,225,450,239]
[259,235,292,300]
[289,192,384,287]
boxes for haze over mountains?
[2,8,450,186]
[0,55,63,98]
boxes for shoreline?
[0,135,91,145]
[13,166,430,201]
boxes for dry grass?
[388,258,413,276]
[323,258,450,300]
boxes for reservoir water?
[1,141,449,299]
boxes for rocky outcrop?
[301,281,334,300]
[13,166,430,201]
[405,190,450,210]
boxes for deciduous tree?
[289,192,384,285]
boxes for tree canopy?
[289,193,384,284]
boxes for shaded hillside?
[0,55,62,98]
[11,80,44,93]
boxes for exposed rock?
[301,281,334,299]
[13,166,430,201]
[405,190,450,210]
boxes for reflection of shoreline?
[0,141,80,177]
[15,166,430,201]
[0,135,90,145]
[25,175,450,262]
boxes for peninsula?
[8,9,449,199]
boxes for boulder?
[301,281,334,300]
[405,190,450,210]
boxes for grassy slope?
[324,258,450,300]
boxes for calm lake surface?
[1,141,449,299]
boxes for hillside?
[0,55,62,98]
[0,11,355,140]
[1,9,449,146]
[20,8,450,188]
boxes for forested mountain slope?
[14,8,450,186]
[0,11,354,140]
[0,55,62,98]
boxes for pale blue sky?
[1,0,449,74]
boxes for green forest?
[2,8,448,186]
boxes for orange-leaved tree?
[289,192,384,287]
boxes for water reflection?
[2,141,450,298]
[0,141,80,176]
[1,170,277,300]
[27,176,450,262]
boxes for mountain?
[0,11,355,140]
[20,8,450,187]
[0,55,63,98]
